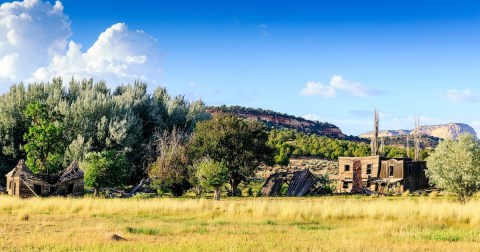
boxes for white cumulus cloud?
[443,89,479,102]
[0,0,162,87]
[0,0,70,83]
[330,75,383,97]
[300,81,336,97]
[300,75,383,98]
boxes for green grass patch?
[295,224,333,231]
[125,226,161,235]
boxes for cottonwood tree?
[426,134,480,202]
[195,158,228,200]
[148,128,191,196]
[190,114,274,196]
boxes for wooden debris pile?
[101,177,153,198]
[260,172,290,196]
[261,169,326,197]
[286,169,319,196]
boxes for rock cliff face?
[359,123,477,140]
[206,106,345,138]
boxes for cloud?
[301,81,336,97]
[0,0,70,83]
[300,75,383,98]
[330,75,383,97]
[32,23,162,85]
[258,23,268,36]
[443,89,479,102]
[0,0,162,87]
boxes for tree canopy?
[0,78,208,185]
[195,158,229,200]
[23,102,65,174]
[190,114,274,195]
[426,134,480,202]
[83,150,131,196]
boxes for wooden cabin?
[331,156,428,194]
[5,160,84,198]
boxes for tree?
[190,114,274,196]
[0,78,207,186]
[83,150,131,196]
[148,128,191,196]
[23,102,65,174]
[426,134,480,202]
[195,158,229,200]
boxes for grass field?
[1,195,480,251]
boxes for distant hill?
[359,123,477,140]
[206,105,346,138]
[381,134,442,149]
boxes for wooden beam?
[19,176,39,197]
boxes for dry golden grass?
[1,195,479,251]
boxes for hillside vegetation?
[268,129,431,164]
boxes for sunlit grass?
[0,195,479,251]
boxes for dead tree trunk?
[371,109,379,156]
[214,186,221,201]
[196,186,202,197]
[93,187,99,197]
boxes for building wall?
[379,159,404,179]
[338,156,381,178]
[403,161,429,191]
[56,179,84,196]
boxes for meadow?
[1,195,480,251]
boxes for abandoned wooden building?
[330,156,429,194]
[5,160,84,198]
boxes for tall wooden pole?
[414,116,420,161]
[406,134,410,158]
[371,109,379,156]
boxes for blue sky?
[0,0,480,136]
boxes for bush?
[247,187,254,197]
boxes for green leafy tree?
[190,114,274,196]
[83,150,131,196]
[195,158,229,200]
[23,102,65,174]
[426,134,480,202]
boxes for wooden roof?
[5,160,83,184]
[5,160,33,177]
[58,160,84,182]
